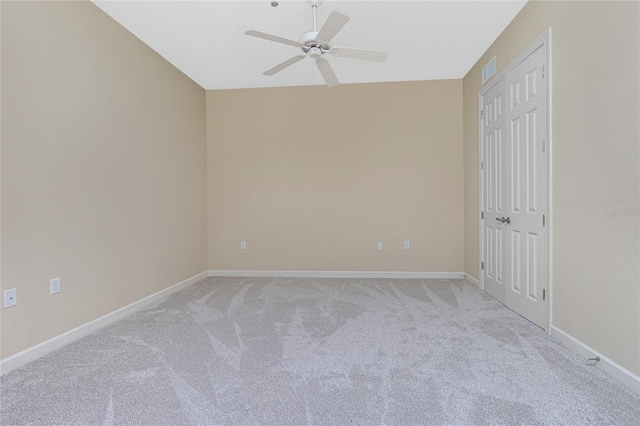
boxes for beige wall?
[207,81,463,272]
[1,1,208,358]
[463,1,640,375]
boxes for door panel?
[510,117,521,213]
[510,230,521,293]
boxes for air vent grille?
[482,57,497,84]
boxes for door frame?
[477,28,553,331]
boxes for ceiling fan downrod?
[312,2,317,32]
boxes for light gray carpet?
[1,277,639,425]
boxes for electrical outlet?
[404,241,410,250]
[240,241,247,250]
[50,277,61,295]
[3,288,17,308]
[377,242,383,250]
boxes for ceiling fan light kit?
[246,0,387,88]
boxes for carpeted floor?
[1,277,639,425]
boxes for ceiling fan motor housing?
[301,31,328,56]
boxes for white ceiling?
[92,0,527,90]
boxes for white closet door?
[503,45,548,328]
[481,80,506,304]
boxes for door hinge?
[542,140,546,153]
[481,261,485,270]
[543,214,546,227]
[481,160,484,169]
[543,289,546,301]
[480,110,484,119]
[481,212,484,220]
[542,65,545,78]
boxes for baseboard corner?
[464,274,480,288]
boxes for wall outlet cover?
[50,277,61,295]
[4,288,17,308]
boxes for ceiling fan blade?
[263,55,306,76]
[245,30,302,48]
[316,10,350,45]
[315,58,340,88]
[330,47,387,62]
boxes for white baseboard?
[209,270,465,279]
[464,274,480,288]
[0,271,209,376]
[550,325,640,396]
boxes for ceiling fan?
[245,0,387,87]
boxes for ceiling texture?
[92,0,528,90]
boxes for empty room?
[1,0,639,424]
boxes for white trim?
[545,28,554,333]
[477,83,484,290]
[0,271,209,376]
[550,325,640,396]
[209,270,465,279]
[464,274,480,288]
